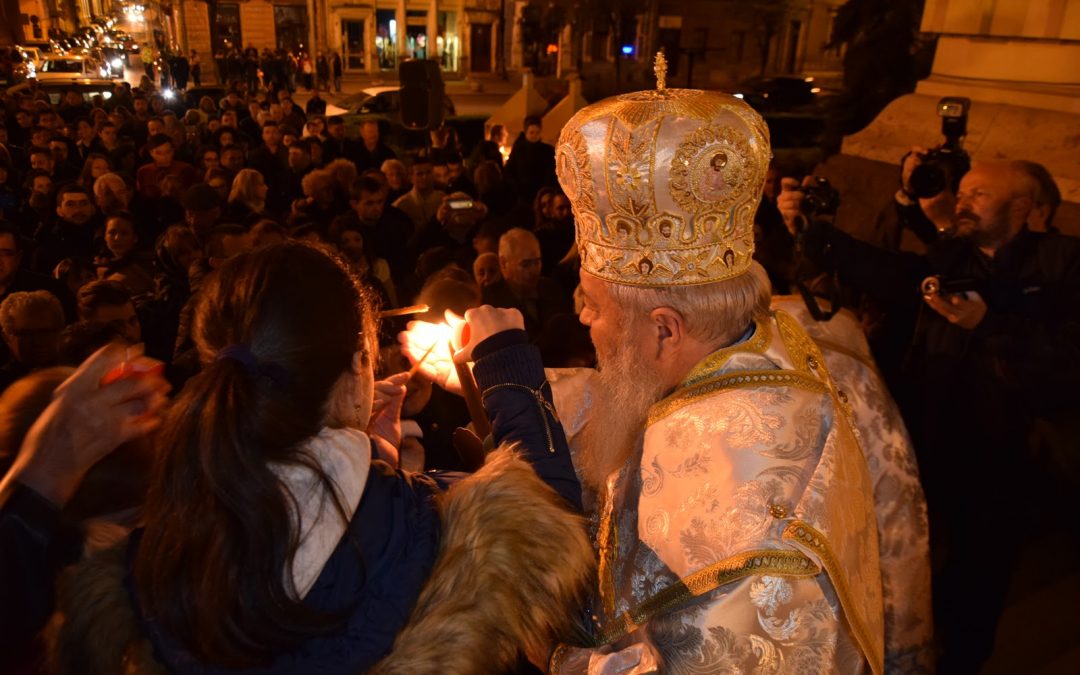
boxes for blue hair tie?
[217,345,288,387]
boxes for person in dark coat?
[0,222,74,322]
[316,52,330,91]
[354,119,397,173]
[43,244,591,675]
[31,184,102,276]
[331,51,343,93]
[503,116,556,207]
[779,160,1080,674]
[306,90,328,117]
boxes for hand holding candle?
[398,306,526,450]
[368,371,410,449]
[452,306,525,362]
[398,307,526,388]
[398,310,466,395]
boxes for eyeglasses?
[956,189,994,202]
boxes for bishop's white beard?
[575,334,669,492]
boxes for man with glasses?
[778,160,1080,673]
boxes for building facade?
[565,0,842,89]
[156,0,841,83]
[836,0,1080,234]
[167,0,502,76]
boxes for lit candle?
[401,319,491,440]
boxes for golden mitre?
[556,52,771,287]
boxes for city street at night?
[0,1,1078,673]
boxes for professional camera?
[908,97,972,199]
[920,274,978,298]
[798,176,840,218]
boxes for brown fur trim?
[46,542,166,675]
[46,447,593,674]
[370,447,596,675]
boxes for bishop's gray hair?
[606,260,772,346]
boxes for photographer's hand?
[777,177,805,236]
[924,291,987,330]
[900,146,929,197]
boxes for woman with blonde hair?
[225,168,268,224]
[380,158,409,202]
[92,173,133,216]
[292,169,342,225]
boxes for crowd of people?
[0,62,1077,675]
[212,47,344,94]
[0,73,592,672]
[0,74,579,395]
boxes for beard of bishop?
[575,316,671,492]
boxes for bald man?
[481,228,570,339]
[472,252,501,288]
[779,160,1080,672]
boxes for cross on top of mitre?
[654,50,667,92]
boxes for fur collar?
[48,447,595,674]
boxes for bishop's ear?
[648,306,687,356]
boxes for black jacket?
[503,135,556,205]
[812,224,1080,469]
[0,484,82,666]
[482,278,571,341]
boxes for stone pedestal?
[833,0,1080,237]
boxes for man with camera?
[778,159,1080,673]
[876,98,972,253]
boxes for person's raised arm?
[0,343,169,508]
[0,343,168,657]
[777,176,931,308]
[460,306,583,512]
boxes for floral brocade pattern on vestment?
[548,312,884,674]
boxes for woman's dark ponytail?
[136,243,369,666]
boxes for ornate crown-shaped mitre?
[556,83,771,287]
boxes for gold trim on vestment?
[597,483,619,618]
[680,316,772,389]
[647,369,828,426]
[784,520,884,675]
[593,548,820,647]
[773,310,861,429]
[774,309,823,375]
[811,336,883,378]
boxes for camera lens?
[909,163,946,199]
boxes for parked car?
[335,86,462,155]
[734,75,823,112]
[16,45,45,71]
[35,55,112,81]
[339,86,456,119]
[6,79,119,106]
